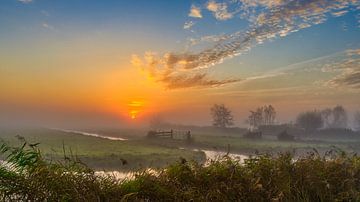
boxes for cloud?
[131,52,240,89]
[183,21,196,30]
[134,0,359,89]
[189,5,202,18]
[206,1,234,20]
[180,0,359,70]
[324,49,360,89]
[42,23,54,30]
[18,0,32,3]
[160,73,240,89]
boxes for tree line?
[210,104,360,131]
[210,104,277,129]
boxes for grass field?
[1,127,359,171]
[0,128,205,171]
[140,130,360,156]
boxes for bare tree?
[248,107,264,130]
[210,104,234,128]
[247,105,276,129]
[296,110,324,132]
[263,105,276,125]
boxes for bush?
[243,131,262,139]
[277,130,295,141]
[1,140,360,201]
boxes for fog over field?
[0,0,360,200]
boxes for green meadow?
[1,128,360,171]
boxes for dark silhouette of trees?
[247,105,276,130]
[210,104,234,128]
[296,110,324,132]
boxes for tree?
[296,110,324,132]
[320,105,348,129]
[247,105,276,129]
[248,107,263,130]
[263,105,276,125]
[321,108,333,128]
[210,104,234,128]
[331,105,348,128]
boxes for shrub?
[243,131,262,139]
[277,130,295,141]
[1,140,360,201]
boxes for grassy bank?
[1,141,359,201]
[0,129,204,170]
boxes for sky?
[0,0,359,127]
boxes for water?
[47,129,249,180]
[201,150,248,163]
[52,128,128,141]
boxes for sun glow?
[128,101,144,120]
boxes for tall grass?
[0,140,359,201]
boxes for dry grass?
[1,140,359,201]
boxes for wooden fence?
[147,129,192,141]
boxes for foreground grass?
[1,141,360,201]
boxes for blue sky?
[0,0,359,125]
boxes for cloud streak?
[18,0,33,3]
[131,53,240,89]
[206,0,234,20]
[133,0,359,89]
[324,49,360,89]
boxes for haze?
[0,0,359,128]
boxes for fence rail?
[147,129,192,141]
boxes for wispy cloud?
[206,1,234,20]
[160,73,240,89]
[189,5,202,18]
[131,53,240,89]
[324,49,360,89]
[183,21,196,30]
[133,0,359,89]
[18,0,33,4]
[42,23,55,30]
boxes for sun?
[130,110,139,119]
[128,101,143,120]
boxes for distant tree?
[321,108,333,128]
[331,105,348,128]
[263,105,276,125]
[247,105,276,130]
[320,105,348,129]
[247,107,263,130]
[296,110,324,132]
[210,104,234,128]
[354,111,360,131]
